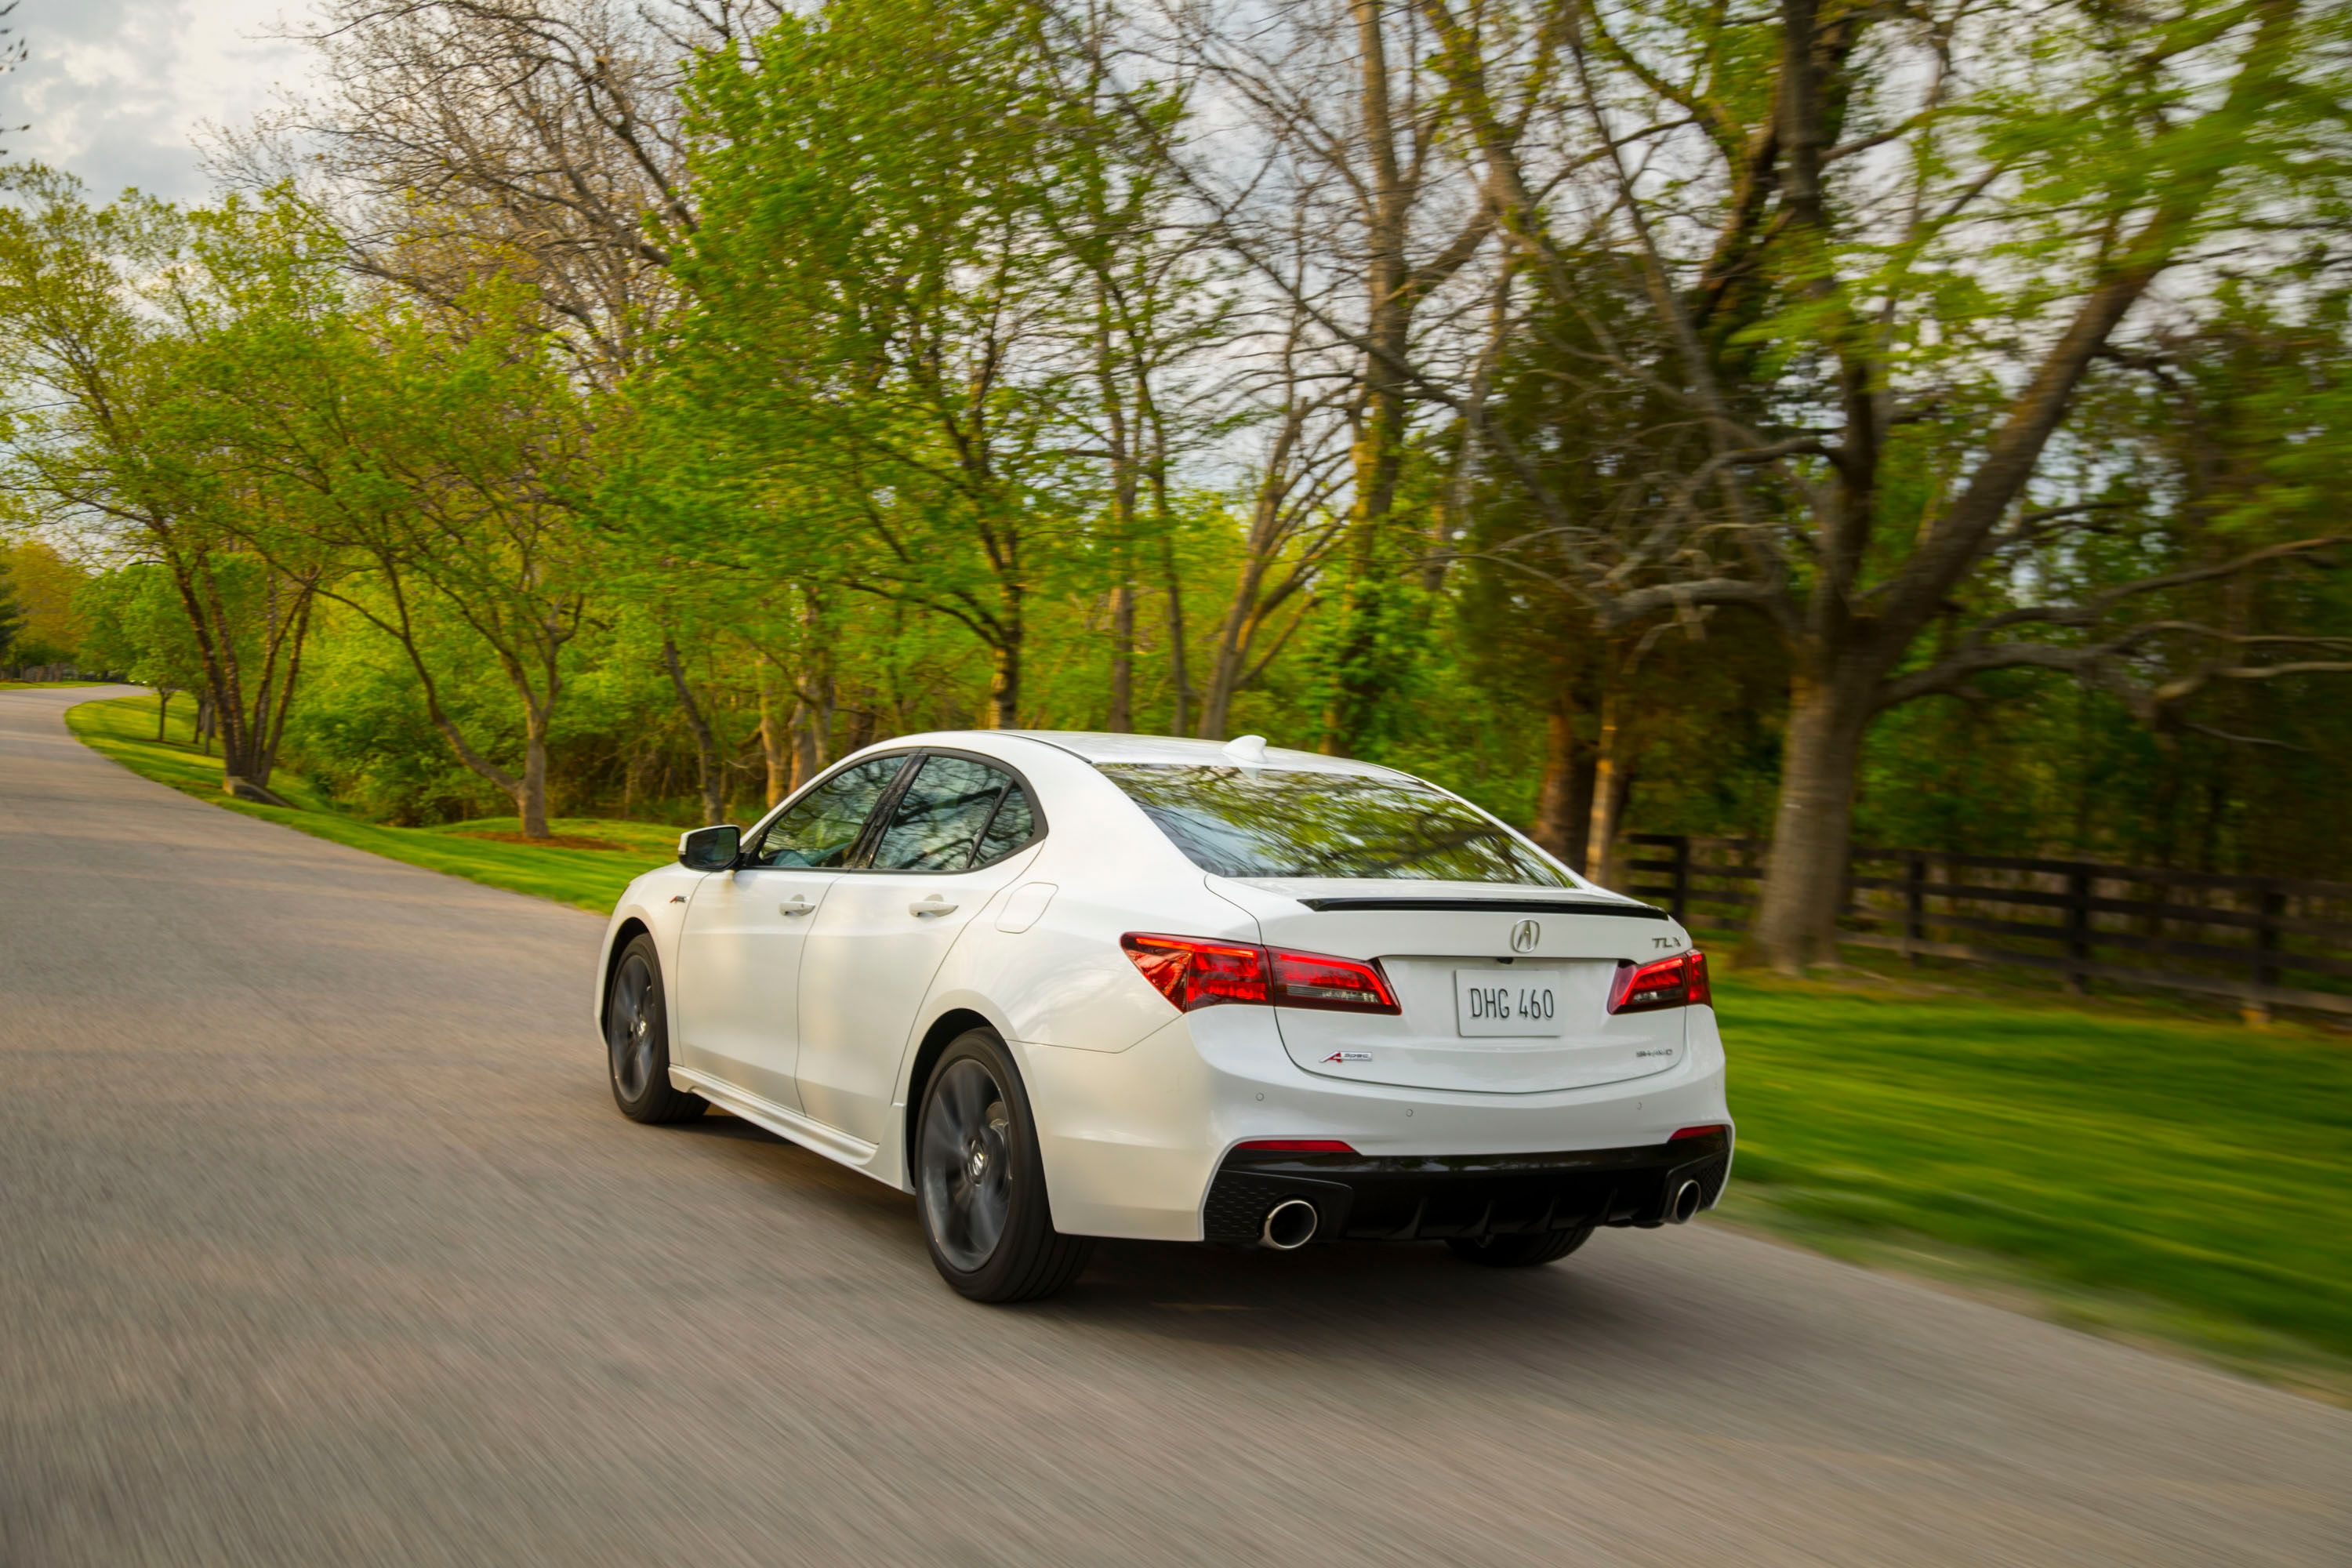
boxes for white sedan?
[594,731,1732,1301]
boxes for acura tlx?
[595,731,1732,1302]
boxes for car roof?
[985,730,1403,775]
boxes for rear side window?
[750,755,909,868]
[1098,764,1570,885]
[975,782,1037,865]
[872,754,1036,871]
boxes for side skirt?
[670,1066,884,1175]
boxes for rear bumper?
[1203,1130,1732,1244]
[1014,1003,1730,1241]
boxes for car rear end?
[1087,751,1731,1248]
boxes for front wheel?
[604,934,706,1124]
[914,1030,1091,1303]
[1445,1227,1592,1269]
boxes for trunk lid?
[1214,877,1691,1095]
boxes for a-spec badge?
[1321,1051,1373,1064]
[1509,918,1541,953]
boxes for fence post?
[1669,835,1691,925]
[2064,866,2093,996]
[2247,878,2283,1027]
[1904,852,1927,966]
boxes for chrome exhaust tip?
[1260,1198,1319,1250]
[1665,1179,1704,1225]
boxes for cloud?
[5,0,313,203]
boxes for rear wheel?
[915,1029,1091,1302]
[1445,1227,1592,1269]
[604,935,706,1124]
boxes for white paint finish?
[671,866,841,1111]
[993,880,1058,932]
[793,851,1035,1145]
[613,728,1726,1241]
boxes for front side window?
[872,754,1034,872]
[1098,764,1571,885]
[748,755,910,868]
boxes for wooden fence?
[1621,833,2352,1021]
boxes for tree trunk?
[1160,534,1190,738]
[155,689,172,742]
[1585,684,1637,887]
[1106,582,1134,731]
[1530,692,1593,870]
[988,638,1020,730]
[756,654,791,807]
[1743,674,1873,971]
[662,636,724,826]
[518,714,551,840]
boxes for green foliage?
[74,564,209,691]
[0,552,22,664]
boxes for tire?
[913,1029,1092,1303]
[604,934,706,1124]
[1445,1226,1593,1269]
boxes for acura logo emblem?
[1509,918,1541,953]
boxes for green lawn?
[65,693,673,912]
[1712,974,2350,1389]
[61,691,2352,1393]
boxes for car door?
[674,754,913,1111]
[793,753,1044,1145]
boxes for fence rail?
[1620,834,2352,1021]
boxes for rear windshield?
[1098,764,1572,884]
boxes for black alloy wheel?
[914,1030,1091,1302]
[604,933,706,1124]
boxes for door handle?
[909,895,958,917]
[779,895,815,917]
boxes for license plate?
[1454,969,1565,1036]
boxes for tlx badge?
[1322,1050,1373,1064]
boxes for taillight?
[1121,934,1400,1015]
[1269,948,1399,1013]
[1120,934,1268,1011]
[1233,1138,1359,1154]
[1609,949,1711,1013]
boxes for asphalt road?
[2,685,2346,1567]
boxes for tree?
[0,550,24,666]
[662,0,1121,726]
[74,565,209,734]
[0,171,319,794]
[1417,0,2348,965]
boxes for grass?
[65,693,673,913]
[61,691,2352,1395]
[2,677,114,688]
[1710,972,2351,1394]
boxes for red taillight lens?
[1609,949,1711,1013]
[1232,1138,1359,1154]
[1122,935,1399,1014]
[1269,948,1400,1014]
[1121,933,1269,1011]
[1669,1124,1728,1142]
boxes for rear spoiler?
[1293,896,1669,920]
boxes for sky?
[5,0,317,204]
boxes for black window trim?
[739,746,1049,877]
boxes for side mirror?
[678,824,742,871]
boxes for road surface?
[2,684,2345,1567]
